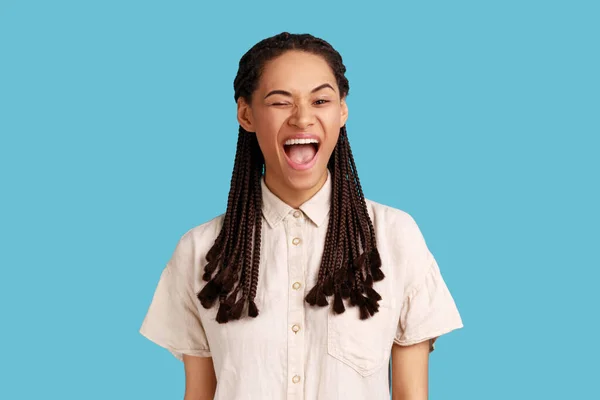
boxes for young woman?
[140,32,463,400]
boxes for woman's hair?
[197,32,384,323]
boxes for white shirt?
[139,169,463,399]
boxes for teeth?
[284,138,319,146]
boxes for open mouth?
[283,138,320,168]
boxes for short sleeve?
[394,256,463,352]
[139,231,211,361]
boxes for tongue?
[287,144,316,164]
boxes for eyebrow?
[263,83,336,99]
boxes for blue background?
[1,0,598,399]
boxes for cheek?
[255,135,279,163]
[323,134,340,155]
[320,108,342,145]
[254,111,284,143]
[254,108,286,130]
[320,106,343,128]
[252,112,279,154]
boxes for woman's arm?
[391,340,431,400]
[182,354,217,400]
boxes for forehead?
[258,50,338,93]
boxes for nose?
[288,103,315,130]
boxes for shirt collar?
[261,169,332,229]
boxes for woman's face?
[237,50,348,203]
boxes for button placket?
[285,211,306,399]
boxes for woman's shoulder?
[364,198,430,253]
[187,212,226,238]
[364,198,435,289]
[172,213,226,255]
[364,198,418,230]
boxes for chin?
[284,166,327,189]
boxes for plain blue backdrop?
[1,0,598,399]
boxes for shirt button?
[292,282,301,290]
[292,324,301,333]
[292,237,301,246]
[293,210,302,218]
[292,375,301,384]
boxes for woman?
[140,32,463,400]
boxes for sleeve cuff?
[393,321,464,352]
[139,326,212,362]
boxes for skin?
[183,50,431,399]
[182,354,216,400]
[391,340,431,400]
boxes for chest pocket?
[327,298,398,377]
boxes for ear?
[340,97,349,127]
[237,97,255,132]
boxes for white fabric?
[139,169,463,399]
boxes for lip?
[281,132,321,171]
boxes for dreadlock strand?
[337,133,356,303]
[248,137,264,317]
[307,164,337,304]
[228,159,257,321]
[327,136,349,299]
[223,138,252,286]
[222,132,251,268]
[322,147,342,298]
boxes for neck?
[263,169,328,209]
